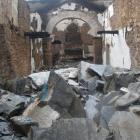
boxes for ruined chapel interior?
[1,0,140,140]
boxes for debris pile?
[1,61,140,139]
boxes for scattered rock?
[104,72,136,94]
[23,100,60,128]
[129,105,140,114]
[68,79,79,86]
[86,95,99,120]
[96,80,105,92]
[116,90,140,107]
[128,82,140,94]
[10,116,39,136]
[0,92,30,118]
[88,76,99,95]
[28,118,105,140]
[95,91,123,111]
[78,61,92,87]
[3,78,26,95]
[109,111,140,140]
[88,64,107,77]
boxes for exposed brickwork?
[52,22,93,59]
[0,0,31,83]
[110,0,140,70]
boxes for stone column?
[60,44,65,60]
[93,37,102,64]
[43,37,53,66]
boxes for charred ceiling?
[27,0,113,13]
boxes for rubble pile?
[1,61,140,139]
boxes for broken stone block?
[10,116,39,136]
[120,87,131,94]
[59,109,72,119]
[78,61,92,87]
[116,90,140,107]
[68,79,79,86]
[0,136,20,140]
[0,122,11,136]
[129,105,140,114]
[23,100,60,128]
[108,111,140,140]
[104,72,136,94]
[68,95,86,118]
[95,91,123,111]
[3,78,26,95]
[73,86,87,96]
[102,66,129,80]
[44,70,75,107]
[88,76,99,95]
[28,71,50,90]
[28,118,105,140]
[24,71,86,127]
[128,82,140,94]
[99,106,117,138]
[0,92,30,118]
[96,80,105,91]
[87,64,107,77]
[86,95,99,120]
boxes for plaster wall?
[102,4,131,69]
[30,12,43,72]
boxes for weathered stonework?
[0,0,31,83]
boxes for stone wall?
[102,0,140,70]
[0,0,31,83]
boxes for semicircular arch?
[46,11,102,36]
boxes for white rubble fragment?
[69,69,78,79]
[28,68,77,88]
[120,87,131,94]
[68,79,79,86]
[28,71,50,87]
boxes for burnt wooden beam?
[97,30,119,34]
[52,40,62,44]
[24,32,51,39]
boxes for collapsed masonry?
[1,0,140,139]
[1,61,140,140]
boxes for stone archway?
[44,11,103,66]
[46,11,102,36]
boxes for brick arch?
[46,11,102,37]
